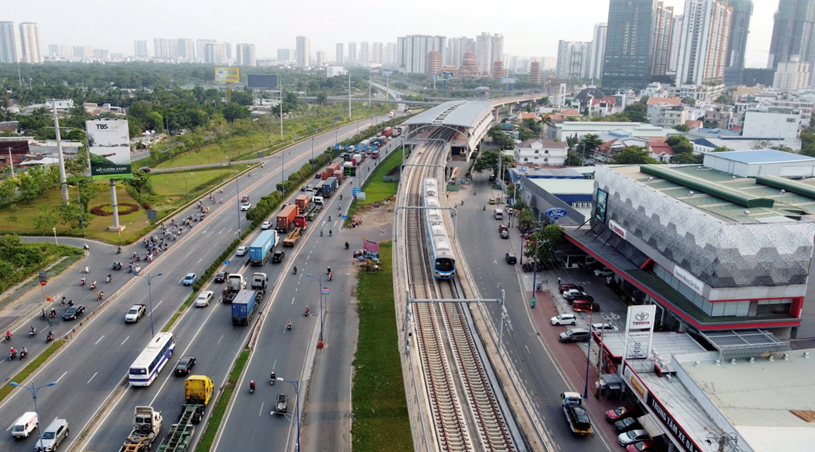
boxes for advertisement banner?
[363,239,380,261]
[501,77,517,84]
[86,119,132,180]
[624,305,657,360]
[246,74,278,89]
[215,67,240,83]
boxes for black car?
[174,357,197,375]
[614,417,642,433]
[272,250,285,263]
[62,305,86,321]
[505,253,517,265]
[563,290,594,302]
[214,271,229,283]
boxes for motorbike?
[286,321,292,331]
[4,332,10,342]
[249,381,255,394]
[328,273,333,281]
[97,292,104,301]
[90,281,97,290]
[106,274,111,283]
[293,266,297,275]
[20,349,27,360]
[135,265,141,273]
[85,266,91,274]
[270,372,276,385]
[304,308,310,317]
[345,242,349,250]
[46,332,54,343]
[28,328,36,338]
[80,279,86,286]
[8,351,16,360]
[113,261,123,271]
[116,246,122,254]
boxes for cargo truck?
[248,230,277,266]
[382,126,393,137]
[221,274,245,303]
[120,406,163,452]
[231,289,257,325]
[562,392,592,436]
[282,216,308,246]
[296,195,320,221]
[156,376,214,452]
[372,150,380,159]
[321,177,338,198]
[276,205,299,233]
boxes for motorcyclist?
[305,306,310,315]
[327,267,331,275]
[5,331,10,341]
[81,276,86,285]
[85,265,90,273]
[293,266,297,274]
[328,272,333,281]
[250,380,256,392]
[90,280,97,289]
[29,326,35,335]
[46,331,54,341]
[287,319,292,329]
[320,230,323,237]
[9,347,15,357]
[106,273,112,283]
[329,230,332,237]
[50,308,56,318]
[345,241,349,249]
[67,300,74,308]
[21,347,27,358]
[340,194,343,200]
[98,291,104,300]
[329,215,332,221]
[117,246,122,254]
[270,371,276,384]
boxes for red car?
[626,440,657,452]
[558,283,584,293]
[606,406,642,422]
[573,300,601,312]
[241,195,250,203]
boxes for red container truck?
[276,205,299,233]
[382,127,393,137]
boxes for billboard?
[215,67,240,83]
[247,74,279,89]
[86,119,132,180]
[623,305,657,360]
[501,77,517,84]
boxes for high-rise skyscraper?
[602,0,657,92]
[277,49,292,61]
[236,44,256,66]
[773,56,810,91]
[316,51,326,67]
[0,22,20,63]
[47,44,59,57]
[204,43,227,64]
[18,22,42,63]
[475,32,503,74]
[556,41,592,79]
[385,42,396,66]
[668,15,684,72]
[426,50,442,79]
[359,42,370,65]
[396,35,446,74]
[446,37,475,67]
[372,42,383,64]
[726,0,753,68]
[224,43,232,61]
[768,0,815,84]
[154,39,173,58]
[197,40,216,62]
[296,36,311,67]
[590,23,607,80]
[134,40,149,58]
[529,60,542,84]
[336,43,344,64]
[347,42,357,66]
[177,39,195,60]
[675,0,732,86]
[652,2,674,76]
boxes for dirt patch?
[350,198,395,227]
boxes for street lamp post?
[9,380,57,452]
[69,184,85,237]
[276,378,301,452]
[305,274,325,346]
[236,168,242,232]
[134,272,162,337]
[584,308,593,399]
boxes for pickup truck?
[125,304,147,323]
[273,394,288,414]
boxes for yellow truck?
[157,375,214,452]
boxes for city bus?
[128,332,176,386]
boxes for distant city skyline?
[0,0,777,67]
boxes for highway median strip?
[0,339,66,403]
[196,348,250,452]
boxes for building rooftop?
[530,178,594,196]
[600,332,707,362]
[707,149,815,165]
[610,164,815,223]
[516,138,567,149]
[404,100,493,129]
[647,97,682,106]
[675,350,815,452]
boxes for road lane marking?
[153,300,163,311]
[259,403,264,416]
[219,228,225,234]
[198,258,203,264]
[217,335,224,344]
[525,344,531,354]
[56,371,67,383]
[273,359,277,369]
[185,248,196,258]
[95,336,104,345]
[87,372,97,384]
[291,297,295,304]
[121,336,130,346]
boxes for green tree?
[518,127,536,140]
[623,103,647,122]
[0,178,17,205]
[491,131,515,150]
[55,202,82,230]
[665,135,693,154]
[316,91,328,105]
[6,203,18,223]
[673,124,690,132]
[611,146,659,164]
[146,111,165,132]
[524,224,564,263]
[671,153,702,164]
[473,150,505,176]
[124,171,152,202]
[522,118,542,135]
[222,103,250,123]
[712,146,732,153]
[579,134,604,156]
[682,97,697,107]
[518,208,537,232]
[565,151,584,166]
[34,205,57,231]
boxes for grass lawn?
[357,149,403,206]
[0,166,251,244]
[0,339,65,403]
[196,349,250,452]
[352,243,413,452]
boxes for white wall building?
[326,66,346,78]
[235,43,256,66]
[556,40,592,80]
[773,57,810,92]
[742,110,800,143]
[589,23,607,81]
[347,42,357,66]
[675,0,732,86]
[668,15,683,73]
[396,35,446,74]
[335,43,343,64]
[133,40,148,58]
[204,43,227,64]
[295,36,310,67]
[0,22,20,63]
[18,22,42,63]
[513,139,568,166]
[555,122,672,141]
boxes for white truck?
[120,406,163,452]
[125,304,147,323]
[221,274,246,303]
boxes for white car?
[195,290,214,307]
[591,323,619,332]
[261,221,273,230]
[240,202,252,211]
[550,314,577,326]
[124,304,146,323]
[618,429,649,446]
[235,246,248,256]
[594,268,614,277]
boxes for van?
[313,196,324,206]
[494,209,504,220]
[11,412,37,439]
[36,418,68,452]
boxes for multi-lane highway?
[0,115,395,452]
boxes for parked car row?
[560,284,601,313]
[605,405,658,450]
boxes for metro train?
[423,178,456,279]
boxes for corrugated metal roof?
[404,100,493,129]
[707,149,815,164]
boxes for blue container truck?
[231,289,256,325]
[322,177,338,198]
[248,230,277,266]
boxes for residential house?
[513,138,568,167]
[703,104,732,129]
[648,137,674,162]
[646,97,682,124]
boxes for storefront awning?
[638,413,665,439]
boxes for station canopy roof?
[404,100,493,129]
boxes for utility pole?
[280,84,284,138]
[7,147,14,178]
[348,71,352,120]
[52,100,68,203]
[368,69,372,107]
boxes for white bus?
[129,332,176,386]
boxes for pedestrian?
[557,276,561,285]
[61,296,66,306]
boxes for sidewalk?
[526,288,623,446]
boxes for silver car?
[36,418,68,452]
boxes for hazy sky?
[5,0,776,67]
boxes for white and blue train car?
[423,178,456,279]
